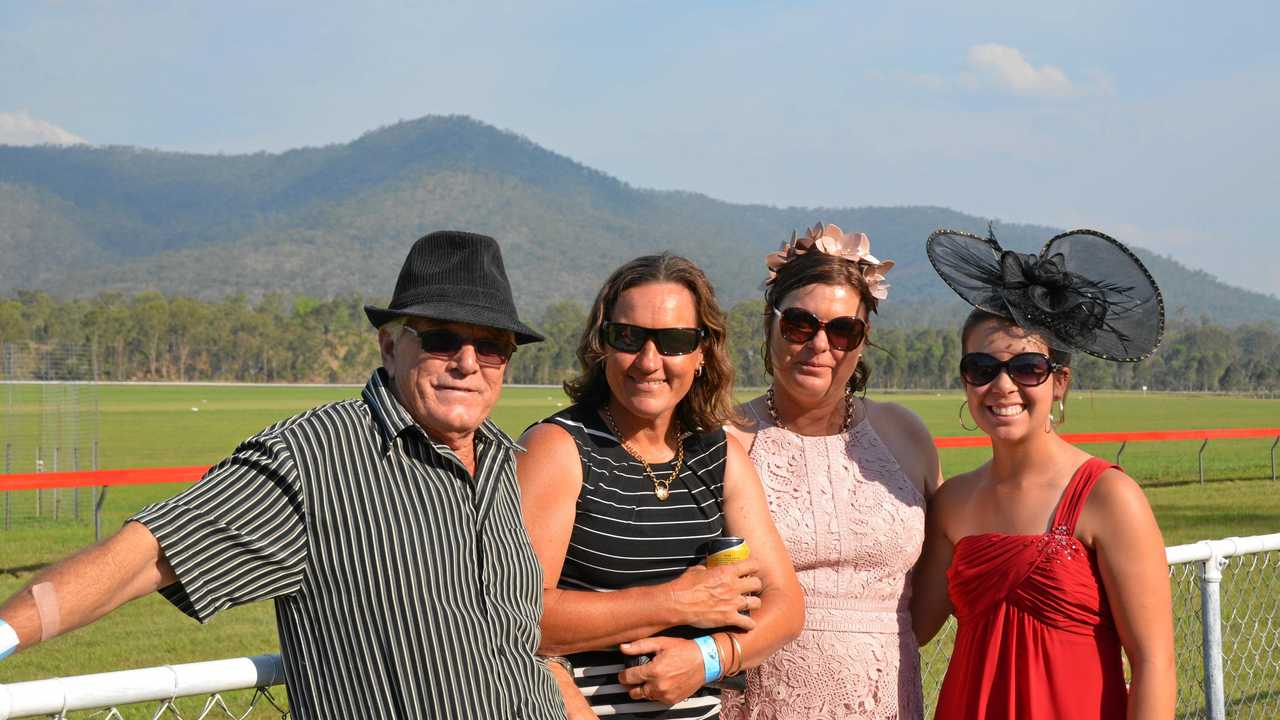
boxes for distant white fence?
[3,535,1279,719]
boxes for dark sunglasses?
[773,307,867,352]
[401,326,515,367]
[959,352,1062,387]
[602,322,705,356]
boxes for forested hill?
[1,114,1275,327]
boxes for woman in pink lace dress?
[724,224,942,719]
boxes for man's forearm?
[0,521,174,655]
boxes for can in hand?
[703,536,750,567]
[699,536,750,692]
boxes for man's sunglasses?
[602,322,705,356]
[773,307,867,352]
[401,326,515,367]
[959,352,1062,387]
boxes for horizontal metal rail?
[0,654,283,719]
[934,426,1280,448]
[1163,532,1280,565]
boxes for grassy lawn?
[0,383,1277,717]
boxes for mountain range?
[1,114,1275,327]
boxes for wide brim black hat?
[365,230,544,344]
[927,228,1164,361]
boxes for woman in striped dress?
[518,254,805,720]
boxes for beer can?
[703,536,750,567]
[701,536,750,691]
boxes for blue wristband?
[0,618,19,660]
[693,635,722,684]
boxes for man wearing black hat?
[0,232,568,719]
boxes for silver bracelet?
[541,655,574,675]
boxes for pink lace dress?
[722,401,926,720]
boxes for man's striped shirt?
[131,369,564,720]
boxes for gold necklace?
[601,405,684,501]
[766,385,855,434]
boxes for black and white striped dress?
[542,404,728,720]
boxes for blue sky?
[2,1,1277,297]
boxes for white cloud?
[966,43,1076,99]
[900,45,1111,100]
[0,110,89,146]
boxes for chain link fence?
[1,343,101,535]
[1207,544,1280,718]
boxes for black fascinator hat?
[926,227,1164,361]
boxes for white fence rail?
[0,655,284,720]
[3,535,1279,719]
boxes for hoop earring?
[694,363,704,378]
[958,400,977,432]
[1048,398,1065,430]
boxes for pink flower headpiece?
[764,223,895,300]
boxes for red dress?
[935,458,1128,720]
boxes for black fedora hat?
[364,230,544,344]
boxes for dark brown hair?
[763,252,881,392]
[960,308,1073,368]
[564,253,736,431]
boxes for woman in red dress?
[912,228,1176,719]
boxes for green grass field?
[0,383,1277,717]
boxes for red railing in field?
[3,428,1277,492]
[0,466,208,492]
[933,427,1280,449]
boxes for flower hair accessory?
[764,223,895,299]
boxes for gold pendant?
[654,484,670,501]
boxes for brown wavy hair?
[564,253,736,431]
[762,251,882,392]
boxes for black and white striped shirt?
[132,369,564,720]
[542,405,727,720]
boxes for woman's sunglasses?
[959,352,1062,387]
[401,326,515,367]
[602,322,705,356]
[773,307,867,352]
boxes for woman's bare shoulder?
[864,398,934,445]
[725,395,767,451]
[933,465,988,510]
[518,418,579,459]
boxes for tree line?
[1,291,1276,395]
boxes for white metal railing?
[0,654,284,719]
[3,534,1279,719]
[1165,533,1280,720]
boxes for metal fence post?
[93,440,106,543]
[35,445,43,516]
[52,445,60,520]
[1199,439,1209,484]
[3,442,10,531]
[1200,548,1228,720]
[73,446,81,522]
